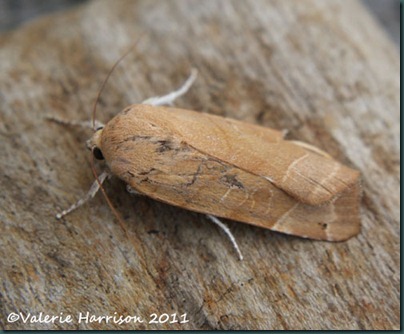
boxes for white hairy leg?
[46,116,105,130]
[206,214,244,261]
[142,69,198,106]
[56,171,110,219]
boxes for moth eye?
[93,147,104,160]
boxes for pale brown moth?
[90,102,361,242]
[51,52,361,260]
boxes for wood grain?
[0,0,399,330]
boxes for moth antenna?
[90,154,129,237]
[92,35,144,131]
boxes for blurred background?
[0,0,400,48]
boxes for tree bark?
[0,0,399,330]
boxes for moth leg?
[289,140,333,159]
[206,214,244,261]
[46,116,105,130]
[142,68,198,106]
[56,171,110,219]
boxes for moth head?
[87,126,104,160]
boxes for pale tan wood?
[0,0,399,330]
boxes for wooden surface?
[0,0,399,330]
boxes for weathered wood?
[0,0,399,330]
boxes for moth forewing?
[97,104,361,241]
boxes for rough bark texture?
[0,0,399,330]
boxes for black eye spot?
[93,147,104,160]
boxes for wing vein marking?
[310,163,341,198]
[271,202,299,230]
[281,153,309,184]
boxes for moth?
[52,65,361,260]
